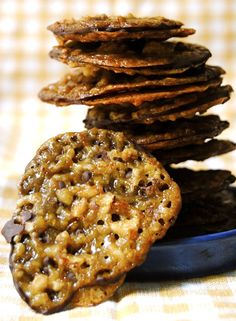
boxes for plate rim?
[157,228,236,247]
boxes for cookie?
[2,129,181,314]
[41,77,222,107]
[168,168,235,199]
[127,115,227,144]
[40,76,222,107]
[48,15,184,35]
[152,139,236,165]
[88,115,228,151]
[89,61,208,76]
[156,87,232,122]
[135,115,228,151]
[84,85,232,127]
[87,78,223,107]
[39,65,224,107]
[48,15,194,43]
[54,29,195,44]
[165,188,236,239]
[131,85,232,123]
[50,41,211,73]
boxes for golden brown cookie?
[83,78,222,107]
[128,85,232,123]
[39,65,224,107]
[50,42,211,75]
[2,129,181,314]
[83,85,232,127]
[88,61,208,76]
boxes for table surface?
[0,0,236,320]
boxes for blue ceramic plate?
[129,227,236,280]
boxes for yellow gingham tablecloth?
[0,1,236,320]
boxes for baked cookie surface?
[2,128,181,314]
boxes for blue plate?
[128,226,236,280]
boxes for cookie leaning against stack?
[2,129,181,314]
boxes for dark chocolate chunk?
[1,219,24,243]
[21,211,33,223]
[81,171,92,182]
[58,181,66,189]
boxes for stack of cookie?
[39,14,236,237]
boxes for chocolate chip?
[46,289,58,301]
[41,265,49,275]
[103,177,115,192]
[94,140,101,145]
[125,168,132,178]
[58,181,66,189]
[21,211,33,223]
[95,151,109,161]
[1,219,24,243]
[111,214,120,222]
[43,257,57,268]
[74,146,82,154]
[113,157,123,162]
[65,270,76,282]
[21,234,30,243]
[81,171,92,183]
[67,245,78,255]
[159,183,169,192]
[158,218,165,226]
[70,135,77,142]
[138,180,145,187]
[39,231,50,243]
[67,218,84,234]
[41,257,56,275]
[103,185,111,193]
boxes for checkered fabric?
[0,0,236,320]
